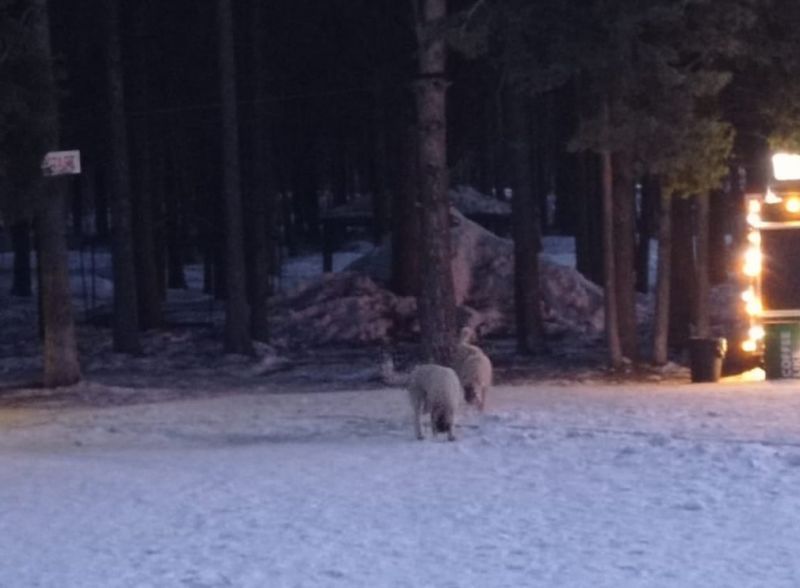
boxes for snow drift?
[270,206,605,347]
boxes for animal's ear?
[459,326,474,344]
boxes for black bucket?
[688,337,728,383]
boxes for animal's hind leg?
[413,406,424,440]
[444,408,456,441]
[464,384,476,405]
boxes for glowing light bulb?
[747,212,761,227]
[743,248,762,277]
[748,199,762,214]
[747,231,761,246]
[773,152,800,180]
[741,339,757,353]
[746,298,762,316]
[749,325,765,340]
[787,198,800,213]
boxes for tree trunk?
[554,84,578,235]
[693,191,711,338]
[575,152,604,285]
[708,189,727,285]
[10,221,32,297]
[164,143,187,290]
[488,90,505,197]
[94,166,110,242]
[106,0,141,354]
[31,0,81,387]
[333,130,348,207]
[613,152,637,361]
[505,86,545,354]
[202,240,214,295]
[131,0,162,330]
[290,140,320,248]
[247,0,272,343]
[573,79,604,286]
[554,151,578,237]
[71,177,84,241]
[536,93,556,233]
[371,82,390,243]
[413,0,456,366]
[652,189,671,365]
[391,125,422,297]
[669,196,693,349]
[218,0,253,355]
[213,227,227,300]
[601,143,623,368]
[151,135,168,297]
[636,176,657,293]
[478,90,495,196]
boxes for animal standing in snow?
[382,356,463,441]
[454,327,493,411]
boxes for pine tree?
[412,0,457,365]
[105,0,141,354]
[29,0,81,386]
[10,221,32,297]
[449,0,568,356]
[567,0,748,365]
[391,124,423,297]
[218,0,253,355]
[247,0,274,343]
[505,86,546,354]
[131,0,163,331]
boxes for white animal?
[382,356,463,441]
[454,327,493,411]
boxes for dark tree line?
[3,0,800,386]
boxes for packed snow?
[2,379,800,587]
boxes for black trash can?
[688,337,727,383]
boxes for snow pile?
[540,260,606,334]
[270,272,418,347]
[450,184,511,215]
[273,209,605,346]
[321,185,510,218]
[448,211,605,335]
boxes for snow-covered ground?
[0,214,770,587]
[2,379,800,587]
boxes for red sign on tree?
[41,150,82,176]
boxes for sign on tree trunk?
[42,150,81,176]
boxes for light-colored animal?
[454,327,493,411]
[382,357,463,441]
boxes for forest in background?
[2,0,800,387]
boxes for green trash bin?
[764,322,800,380]
[688,337,727,383]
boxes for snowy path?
[2,381,800,587]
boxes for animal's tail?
[432,410,450,433]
